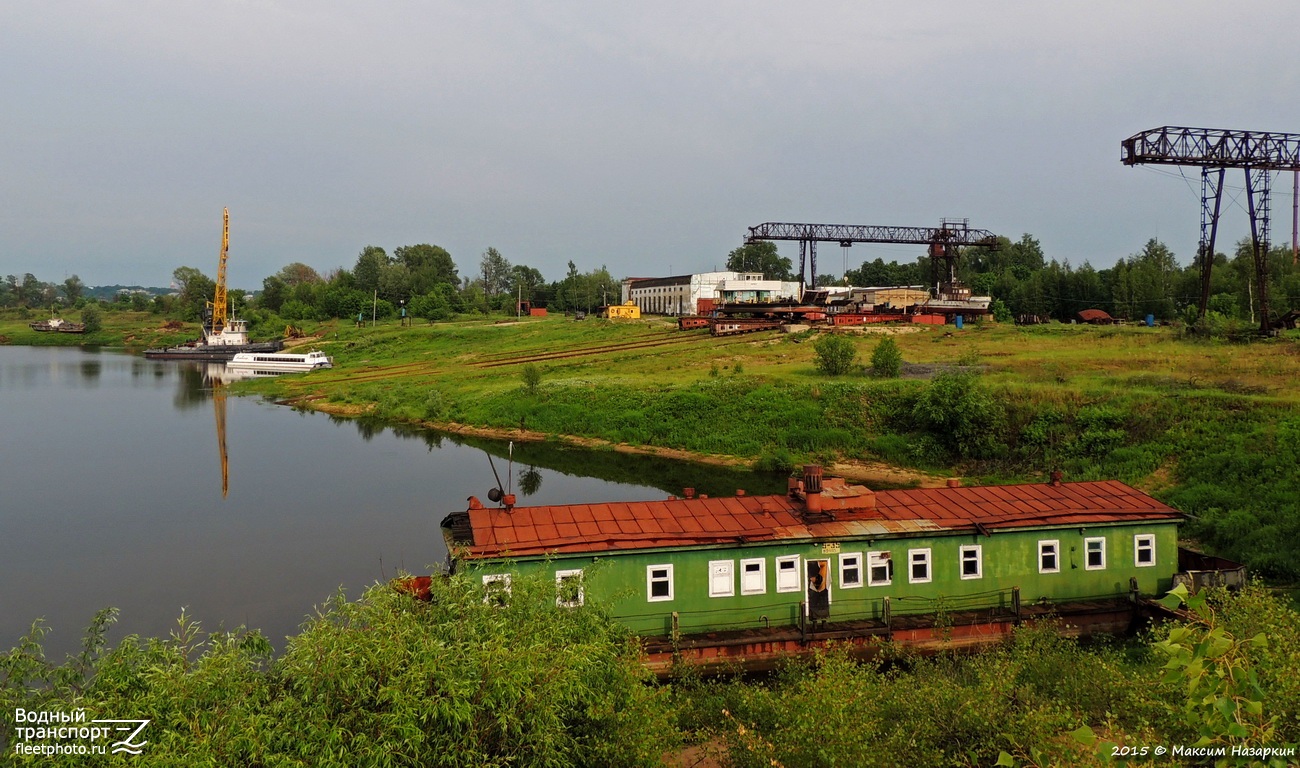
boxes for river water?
[0,346,782,659]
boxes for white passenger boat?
[226,350,333,374]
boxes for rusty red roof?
[446,479,1180,559]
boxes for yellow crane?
[205,207,230,338]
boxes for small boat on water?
[226,350,333,374]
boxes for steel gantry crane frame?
[744,221,999,291]
[1121,126,1300,333]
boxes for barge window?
[482,574,511,605]
[1134,534,1156,567]
[709,560,735,598]
[555,569,584,607]
[1084,537,1106,570]
[839,552,862,588]
[775,555,801,592]
[960,545,982,579]
[740,558,766,595]
[1038,540,1060,574]
[908,548,932,584]
[867,551,892,586]
[647,564,674,602]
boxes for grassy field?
[6,309,1300,577]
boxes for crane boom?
[208,208,230,336]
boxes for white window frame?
[867,551,892,587]
[1084,537,1106,571]
[1134,534,1156,568]
[555,569,584,607]
[839,552,863,589]
[1038,540,1060,574]
[646,564,674,602]
[740,558,766,595]
[482,574,512,604]
[908,548,932,584]
[775,555,801,593]
[960,545,983,579]
[709,559,735,598]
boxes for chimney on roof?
[736,489,746,497]
[803,465,823,494]
[1049,470,1063,487]
[947,478,961,488]
[683,487,695,499]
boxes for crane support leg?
[1198,168,1225,319]
[1245,167,1272,333]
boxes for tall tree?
[479,247,511,297]
[507,264,545,303]
[61,275,84,304]
[276,262,322,286]
[395,244,458,294]
[725,241,794,280]
[172,266,216,320]
[353,246,390,293]
[19,273,42,307]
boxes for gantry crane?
[744,220,999,292]
[1122,126,1300,333]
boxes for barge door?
[807,560,830,619]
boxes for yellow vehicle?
[603,302,641,320]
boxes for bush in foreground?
[1,574,673,767]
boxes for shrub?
[79,304,102,333]
[812,333,857,376]
[912,371,1006,459]
[521,363,543,395]
[870,336,902,378]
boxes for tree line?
[7,233,1300,329]
[254,244,620,323]
[843,234,1300,327]
[1,244,622,325]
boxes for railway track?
[471,333,714,369]
[470,330,674,363]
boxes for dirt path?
[288,397,947,488]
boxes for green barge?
[440,467,1195,674]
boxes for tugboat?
[144,316,283,361]
[145,208,284,361]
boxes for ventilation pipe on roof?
[805,487,823,514]
[803,465,823,494]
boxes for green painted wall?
[459,521,1179,637]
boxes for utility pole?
[372,289,377,327]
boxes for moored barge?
[440,467,1225,675]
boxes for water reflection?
[518,466,543,497]
[2,346,789,662]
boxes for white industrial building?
[622,272,801,315]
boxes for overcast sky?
[3,1,1299,289]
